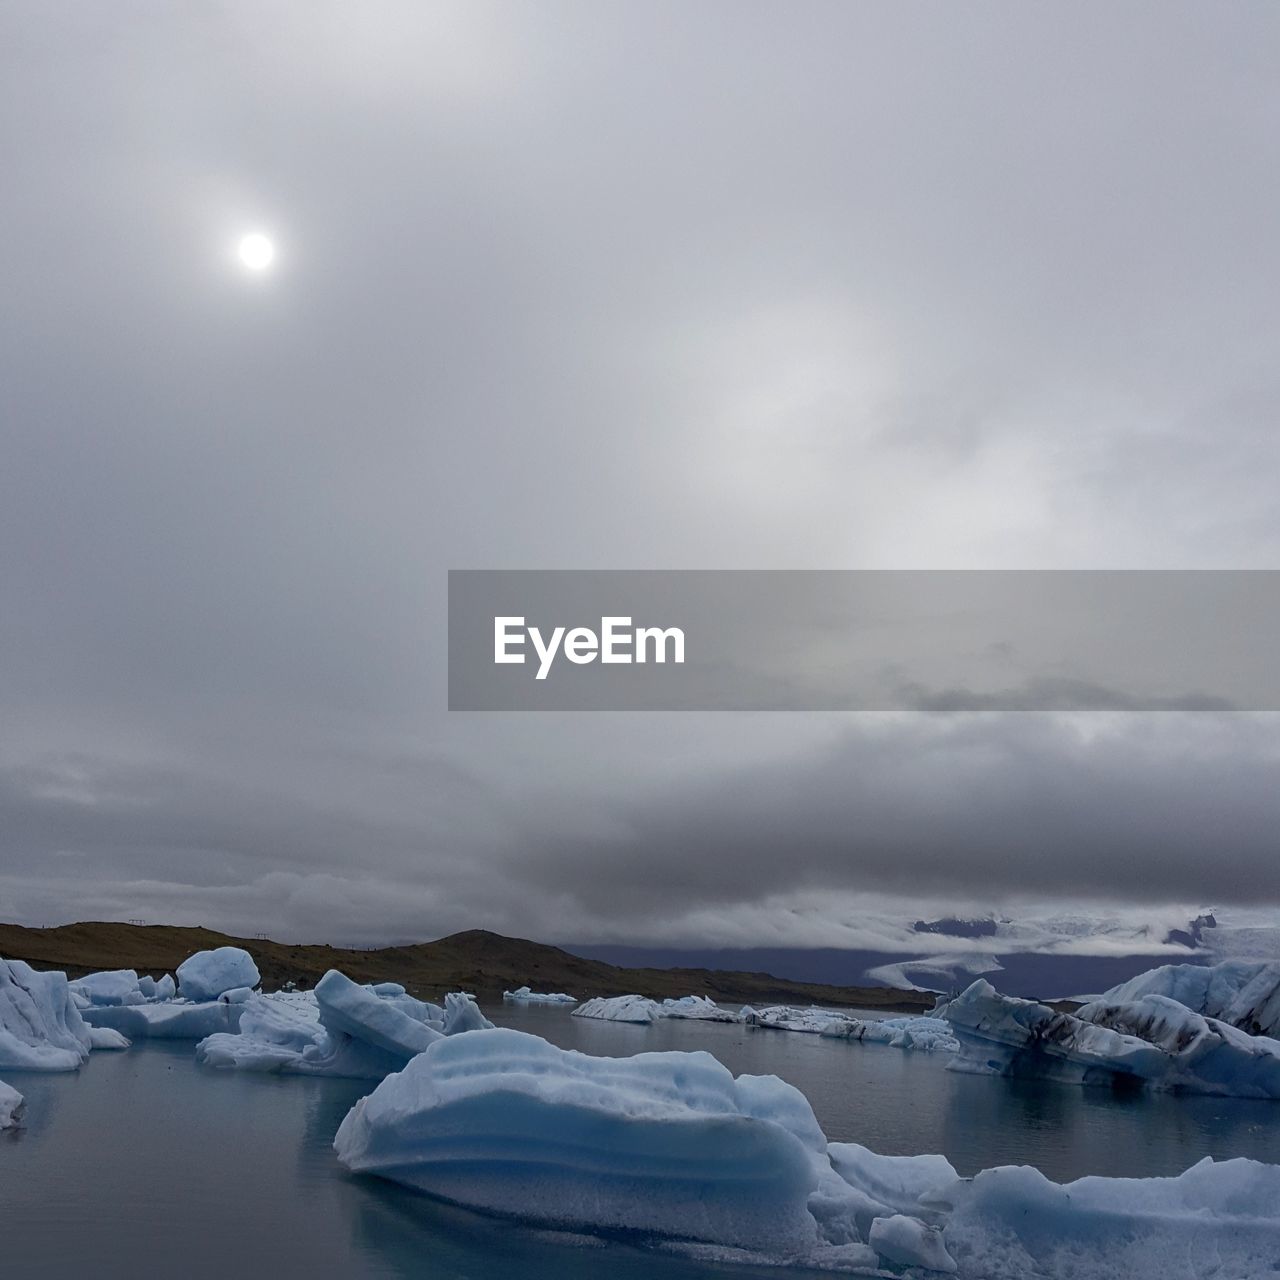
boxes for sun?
[236,233,275,272]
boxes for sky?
[1,2,1278,950]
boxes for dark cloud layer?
[1,3,1279,943]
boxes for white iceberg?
[196,970,493,1078]
[175,947,260,1002]
[0,959,92,1071]
[1100,959,1280,1038]
[744,1005,956,1052]
[659,995,743,1022]
[572,994,663,1023]
[0,1079,22,1129]
[868,1214,957,1273]
[502,986,578,1005]
[943,980,1280,1097]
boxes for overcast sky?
[2,3,1278,948]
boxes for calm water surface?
[1,1002,1276,1279]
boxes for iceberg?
[175,947,260,1001]
[659,995,743,1022]
[943,980,1280,1097]
[196,970,493,1079]
[744,1005,956,1051]
[935,1157,1280,1280]
[84,999,244,1041]
[0,959,92,1071]
[68,969,148,1006]
[1100,959,1280,1038]
[572,994,662,1023]
[335,1027,829,1254]
[0,1078,22,1129]
[502,986,578,1005]
[332,1026,1280,1276]
[88,1026,131,1050]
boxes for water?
[1,1003,1276,1278]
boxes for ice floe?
[175,947,261,1002]
[572,994,663,1023]
[84,999,244,1041]
[943,979,1280,1097]
[502,986,578,1005]
[659,995,743,1022]
[196,969,493,1078]
[744,1005,957,1052]
[0,959,92,1071]
[0,1078,23,1129]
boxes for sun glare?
[237,233,275,272]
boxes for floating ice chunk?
[83,1000,243,1040]
[572,994,663,1023]
[503,986,578,1005]
[217,986,256,1004]
[660,996,743,1022]
[334,1028,827,1253]
[942,980,1280,1097]
[0,1079,23,1129]
[312,969,441,1058]
[68,969,147,1006]
[88,1026,131,1050]
[937,1157,1280,1280]
[153,974,176,1001]
[746,1005,957,1051]
[1101,960,1280,1038]
[0,959,92,1071]
[869,1214,957,1273]
[441,990,493,1034]
[196,973,491,1079]
[175,947,260,1002]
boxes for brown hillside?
[0,921,933,1012]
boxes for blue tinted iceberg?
[84,999,243,1041]
[0,959,92,1071]
[334,1027,828,1253]
[943,980,1280,1097]
[196,970,493,1078]
[934,1157,1280,1280]
[1101,960,1280,1038]
[68,969,148,1006]
[175,947,260,1001]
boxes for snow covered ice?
[196,969,493,1078]
[175,947,261,1001]
[0,958,92,1071]
[503,986,578,1005]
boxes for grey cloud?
[2,3,1279,943]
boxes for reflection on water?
[1,1004,1276,1278]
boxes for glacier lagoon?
[2,1001,1277,1279]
